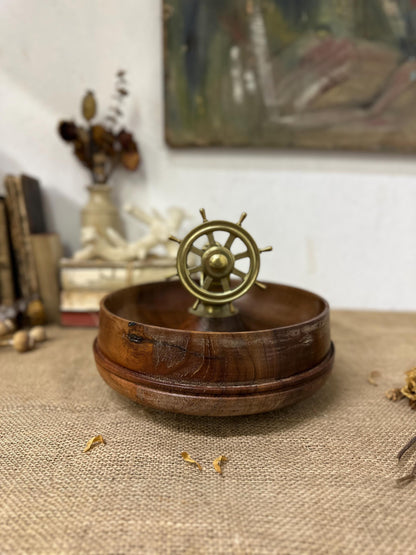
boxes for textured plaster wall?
[1,0,416,311]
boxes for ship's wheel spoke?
[202,275,213,290]
[190,245,204,257]
[232,268,246,280]
[206,231,216,246]
[234,250,249,261]
[224,232,236,250]
[188,265,202,274]
[221,277,231,292]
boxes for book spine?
[5,176,40,300]
[31,234,62,323]
[60,266,133,291]
[60,311,99,327]
[60,264,176,291]
[60,289,108,311]
[15,178,40,297]
[5,176,28,299]
[0,199,15,305]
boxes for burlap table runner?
[1,311,416,554]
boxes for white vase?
[81,184,124,238]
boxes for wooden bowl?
[94,280,334,416]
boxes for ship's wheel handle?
[169,209,272,318]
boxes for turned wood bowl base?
[94,281,335,417]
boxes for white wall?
[1,0,416,311]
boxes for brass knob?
[209,253,227,270]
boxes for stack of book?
[60,256,177,326]
[1,175,62,323]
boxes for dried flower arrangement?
[58,70,140,184]
[386,367,416,409]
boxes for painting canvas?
[164,0,416,152]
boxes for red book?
[60,311,99,327]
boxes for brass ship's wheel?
[170,209,272,317]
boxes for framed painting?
[164,0,416,152]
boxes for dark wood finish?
[94,281,334,416]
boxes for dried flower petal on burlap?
[386,368,416,408]
[181,452,202,471]
[83,434,105,453]
[385,388,404,402]
[367,370,381,386]
[213,455,228,474]
[401,368,416,403]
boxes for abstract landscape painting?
[164,0,416,152]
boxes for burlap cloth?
[1,311,416,554]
